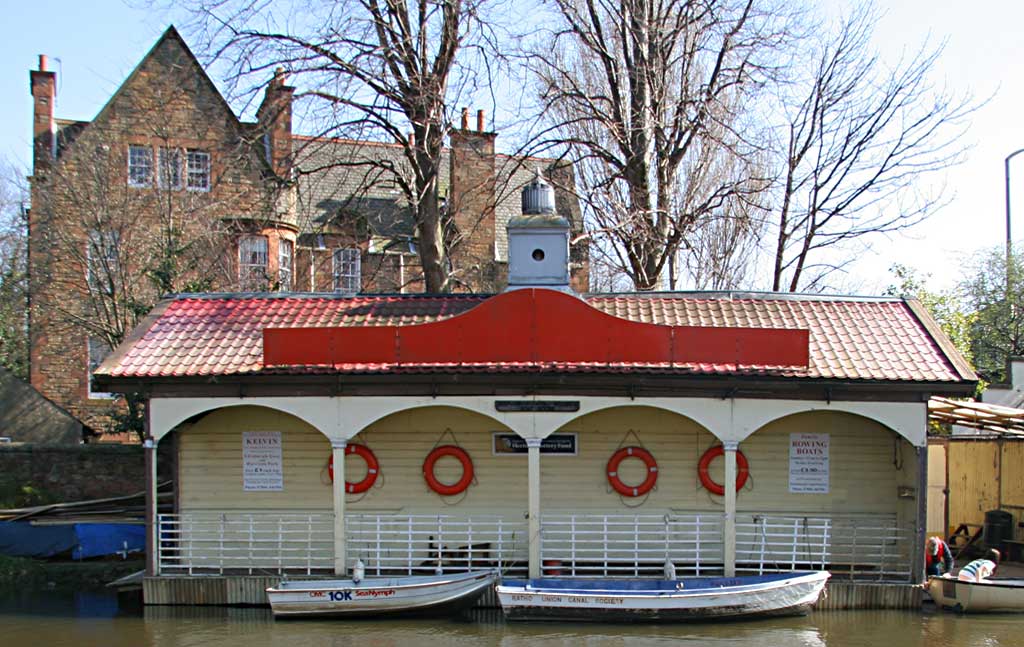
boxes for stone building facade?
[28,27,588,436]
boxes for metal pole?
[1005,149,1024,293]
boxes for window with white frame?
[186,149,211,191]
[88,336,115,399]
[86,230,120,295]
[158,147,183,190]
[128,144,153,188]
[278,239,293,291]
[238,235,269,290]
[333,248,361,293]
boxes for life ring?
[697,445,749,496]
[423,445,474,496]
[328,444,379,494]
[606,446,658,497]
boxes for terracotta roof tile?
[97,292,973,384]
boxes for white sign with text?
[789,433,829,493]
[243,431,283,491]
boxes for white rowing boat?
[927,576,1024,613]
[266,570,496,618]
[496,571,830,622]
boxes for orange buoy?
[697,445,749,496]
[606,446,658,497]
[329,444,379,494]
[423,445,474,496]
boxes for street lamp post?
[1005,148,1024,293]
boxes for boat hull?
[266,570,496,618]
[496,571,830,622]
[927,576,1024,613]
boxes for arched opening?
[733,410,917,581]
[347,405,523,576]
[541,405,722,577]
[164,405,335,575]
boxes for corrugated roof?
[97,291,975,385]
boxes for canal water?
[2,591,1022,646]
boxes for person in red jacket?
[926,536,955,576]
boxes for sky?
[0,0,1021,295]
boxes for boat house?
[95,177,976,608]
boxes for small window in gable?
[278,239,293,291]
[333,248,361,293]
[187,150,211,192]
[158,148,183,190]
[239,235,269,290]
[128,144,152,188]
[88,336,115,399]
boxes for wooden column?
[144,401,158,577]
[724,441,738,577]
[527,438,542,579]
[332,441,347,576]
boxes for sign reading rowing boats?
[493,433,578,455]
[494,400,580,412]
[243,431,284,491]
[788,433,829,494]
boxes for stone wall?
[0,444,174,504]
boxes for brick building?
[28,27,588,435]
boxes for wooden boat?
[266,570,496,618]
[927,575,1024,613]
[496,571,830,622]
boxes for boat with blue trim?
[496,571,830,622]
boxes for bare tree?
[768,3,974,292]
[184,0,499,293]
[533,0,784,291]
[0,160,29,380]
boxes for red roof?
[97,290,975,385]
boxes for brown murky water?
[2,591,1023,646]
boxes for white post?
[527,438,542,579]
[724,441,738,577]
[144,433,159,576]
[332,441,347,576]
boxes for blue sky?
[2,0,1021,294]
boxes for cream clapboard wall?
[178,404,916,521]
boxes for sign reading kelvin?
[789,433,829,494]
[243,431,284,491]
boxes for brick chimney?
[257,67,295,178]
[448,107,497,289]
[30,54,56,170]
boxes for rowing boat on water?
[927,576,1024,613]
[266,570,496,618]
[496,571,830,622]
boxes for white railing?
[157,513,334,575]
[540,513,725,577]
[346,514,527,577]
[156,511,912,581]
[735,514,912,581]
[157,512,526,577]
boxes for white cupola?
[506,169,571,291]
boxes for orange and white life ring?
[697,445,749,496]
[329,444,379,494]
[606,446,658,497]
[423,445,474,496]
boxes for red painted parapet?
[263,289,809,369]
